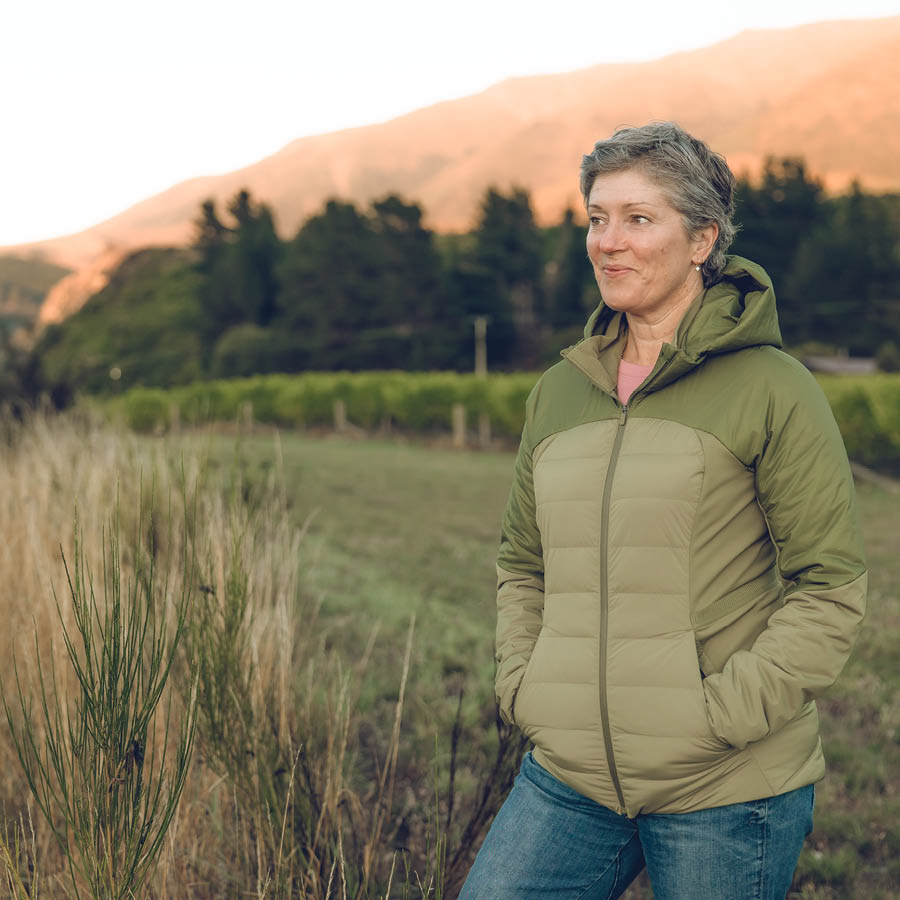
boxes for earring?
[694,264,701,271]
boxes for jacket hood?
[565,256,783,396]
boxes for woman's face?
[585,167,715,320]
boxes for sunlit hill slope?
[4,14,900,303]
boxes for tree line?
[23,157,900,404]
[191,159,900,375]
[733,159,900,358]
[190,185,556,376]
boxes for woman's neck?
[621,290,698,366]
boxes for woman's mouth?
[602,265,632,277]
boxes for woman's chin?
[600,291,637,313]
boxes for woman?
[461,123,867,899]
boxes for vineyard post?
[474,316,491,448]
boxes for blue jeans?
[461,751,814,900]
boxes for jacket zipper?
[561,349,678,814]
[600,403,628,814]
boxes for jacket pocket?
[511,628,545,729]
[694,637,733,749]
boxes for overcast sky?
[2,0,899,246]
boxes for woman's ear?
[694,222,719,262]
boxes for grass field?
[1,419,896,898]
[206,429,899,900]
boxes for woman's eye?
[632,215,650,224]
[589,216,605,226]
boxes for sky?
[2,0,899,247]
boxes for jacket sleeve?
[702,366,867,749]
[495,414,545,725]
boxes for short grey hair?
[580,122,737,286]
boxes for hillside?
[3,14,900,281]
[33,247,205,398]
[0,255,71,324]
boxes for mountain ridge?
[5,14,900,278]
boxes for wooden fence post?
[478,411,491,449]
[474,316,492,448]
[333,399,347,433]
[452,403,467,449]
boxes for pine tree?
[276,200,384,369]
[786,185,900,353]
[193,190,283,351]
[732,158,825,343]
[547,208,595,329]
[470,187,544,366]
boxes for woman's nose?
[596,221,625,254]
[588,221,624,258]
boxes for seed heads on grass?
[0,809,40,899]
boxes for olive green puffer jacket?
[494,256,867,817]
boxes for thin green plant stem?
[1,490,199,900]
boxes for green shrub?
[105,372,900,473]
[343,372,388,428]
[487,374,534,437]
[211,324,278,378]
[300,373,344,426]
[829,387,898,468]
[2,509,196,898]
[267,375,306,426]
[176,380,242,424]
[876,340,900,373]
[121,387,170,432]
[817,374,900,470]
[233,375,287,425]
[400,374,465,431]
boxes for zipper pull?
[619,405,628,426]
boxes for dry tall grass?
[0,413,520,898]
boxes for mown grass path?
[203,431,898,899]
